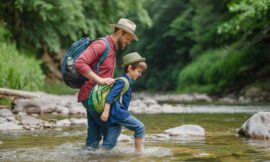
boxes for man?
[74,18,138,150]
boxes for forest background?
[0,0,269,98]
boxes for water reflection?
[1,113,270,161]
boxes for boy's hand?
[101,111,109,122]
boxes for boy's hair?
[124,61,147,73]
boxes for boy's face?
[128,67,143,80]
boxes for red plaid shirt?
[74,36,117,102]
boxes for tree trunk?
[0,88,40,99]
[41,45,63,83]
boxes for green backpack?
[88,77,129,113]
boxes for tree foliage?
[0,0,151,52]
[1,0,269,94]
[218,0,270,46]
[133,0,230,91]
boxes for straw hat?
[110,18,138,41]
[121,52,145,67]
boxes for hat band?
[116,24,135,34]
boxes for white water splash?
[0,142,172,162]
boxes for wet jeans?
[82,99,104,149]
[82,100,144,150]
[101,115,145,150]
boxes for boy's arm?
[105,80,125,104]
[101,79,125,122]
[101,103,110,122]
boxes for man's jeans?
[82,99,104,149]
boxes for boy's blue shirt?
[105,73,132,124]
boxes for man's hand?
[98,77,115,85]
[101,111,109,122]
[84,70,115,85]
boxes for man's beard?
[117,40,127,53]
[118,40,124,49]
[117,40,127,52]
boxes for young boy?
[100,52,147,153]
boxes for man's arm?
[82,70,115,85]
[101,103,110,122]
[74,39,115,85]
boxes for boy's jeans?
[101,115,145,150]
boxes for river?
[0,104,270,162]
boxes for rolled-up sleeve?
[74,40,106,75]
[106,80,125,104]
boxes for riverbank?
[0,90,269,131]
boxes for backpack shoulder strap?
[94,38,110,74]
[117,77,130,104]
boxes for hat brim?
[110,24,139,41]
[121,58,145,68]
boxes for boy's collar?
[122,72,133,84]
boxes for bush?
[0,41,44,90]
[42,81,78,95]
[177,48,246,93]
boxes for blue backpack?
[61,37,110,88]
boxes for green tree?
[218,0,270,47]
[133,0,229,91]
[0,0,151,53]
[190,0,230,58]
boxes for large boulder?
[238,111,270,139]
[164,125,205,137]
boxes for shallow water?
[1,105,270,162]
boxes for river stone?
[118,134,132,142]
[161,104,175,113]
[143,98,158,105]
[193,93,212,102]
[129,100,148,113]
[148,133,171,140]
[56,119,71,127]
[6,116,16,122]
[146,104,162,114]
[23,104,42,114]
[20,115,44,128]
[0,117,7,123]
[70,118,87,125]
[18,112,27,117]
[238,111,270,140]
[164,125,205,137]
[0,122,23,131]
[69,106,86,115]
[55,106,69,115]
[0,109,13,117]
[43,121,55,128]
